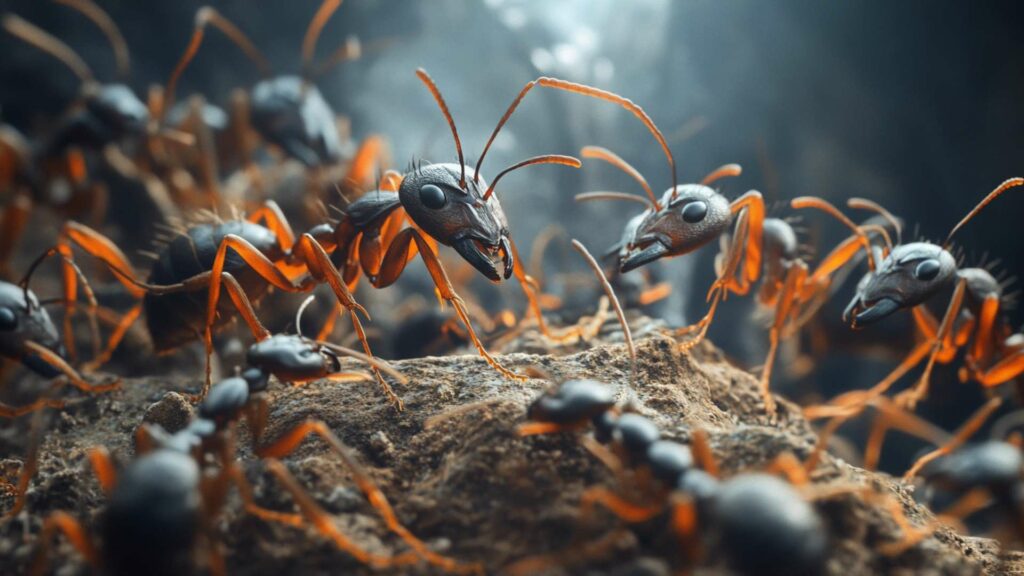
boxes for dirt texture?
[1,314,1022,575]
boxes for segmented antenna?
[415,69,466,189]
[571,239,636,372]
[483,155,581,201]
[2,14,93,84]
[581,146,658,208]
[54,0,130,79]
[301,0,343,78]
[790,196,877,270]
[945,177,1024,247]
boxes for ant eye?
[0,307,16,331]
[681,201,708,223]
[914,259,941,281]
[419,184,447,209]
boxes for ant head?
[843,242,957,328]
[0,281,63,377]
[246,334,337,382]
[399,163,512,282]
[619,184,731,273]
[84,83,149,137]
[526,379,616,424]
[249,76,343,167]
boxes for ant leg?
[376,228,523,381]
[690,429,720,477]
[227,464,304,527]
[877,487,992,555]
[54,221,146,297]
[28,512,99,576]
[292,234,400,408]
[579,486,661,523]
[903,396,1003,480]
[258,420,478,573]
[0,192,30,278]
[762,452,811,486]
[81,302,142,372]
[728,190,765,289]
[344,135,389,193]
[516,421,587,436]
[862,398,950,471]
[0,397,66,418]
[87,446,116,496]
[3,414,43,518]
[760,262,809,418]
[896,279,967,409]
[261,458,431,571]
[508,237,551,336]
[244,393,270,446]
[969,349,1024,388]
[22,341,120,393]
[315,303,343,341]
[246,200,296,252]
[969,295,1001,366]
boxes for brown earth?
[0,314,1021,575]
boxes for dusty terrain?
[1,314,1021,575]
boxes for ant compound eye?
[419,184,447,209]
[681,201,708,223]
[914,259,941,281]
[0,307,16,331]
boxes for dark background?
[1,0,1022,470]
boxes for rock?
[141,392,193,433]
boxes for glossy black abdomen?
[144,221,282,352]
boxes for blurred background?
[1,0,1022,471]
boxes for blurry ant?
[560,85,875,416]
[513,379,929,575]
[24,343,467,575]
[797,178,1024,413]
[161,0,363,168]
[0,278,117,418]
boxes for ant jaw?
[620,241,668,273]
[845,296,899,329]
[453,237,509,283]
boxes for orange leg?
[579,486,662,523]
[896,279,967,409]
[509,237,550,336]
[970,349,1024,387]
[970,295,1001,367]
[375,227,523,381]
[903,396,1003,480]
[81,302,142,373]
[690,429,719,478]
[762,452,810,486]
[728,190,765,289]
[862,398,951,471]
[3,415,42,518]
[87,446,117,496]
[760,261,808,418]
[246,200,296,252]
[258,420,478,573]
[878,487,992,555]
[516,421,588,437]
[22,340,120,394]
[29,512,99,576]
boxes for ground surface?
[0,314,1021,575]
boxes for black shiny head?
[612,413,661,461]
[0,281,64,377]
[85,83,149,138]
[399,163,513,282]
[922,441,1022,492]
[197,377,250,426]
[526,379,616,425]
[619,185,732,273]
[842,242,957,328]
[246,334,336,382]
[250,76,342,167]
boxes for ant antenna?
[574,191,652,207]
[581,146,658,208]
[415,68,465,189]
[701,163,743,186]
[54,0,130,79]
[945,177,1024,247]
[311,35,360,79]
[163,7,270,122]
[475,79,540,184]
[2,14,94,84]
[483,155,581,201]
[791,196,877,270]
[301,0,343,80]
[296,294,316,339]
[571,239,635,373]
[847,197,901,246]
[536,77,677,199]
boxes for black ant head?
[843,242,957,328]
[0,281,64,377]
[620,185,732,273]
[526,379,616,424]
[84,83,150,138]
[246,334,338,383]
[399,163,513,282]
[249,76,343,167]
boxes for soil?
[1,313,1022,575]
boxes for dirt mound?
[1,317,1020,575]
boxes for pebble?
[141,392,193,433]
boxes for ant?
[798,178,1024,416]
[0,278,117,418]
[160,0,363,169]
[19,317,477,574]
[559,88,876,416]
